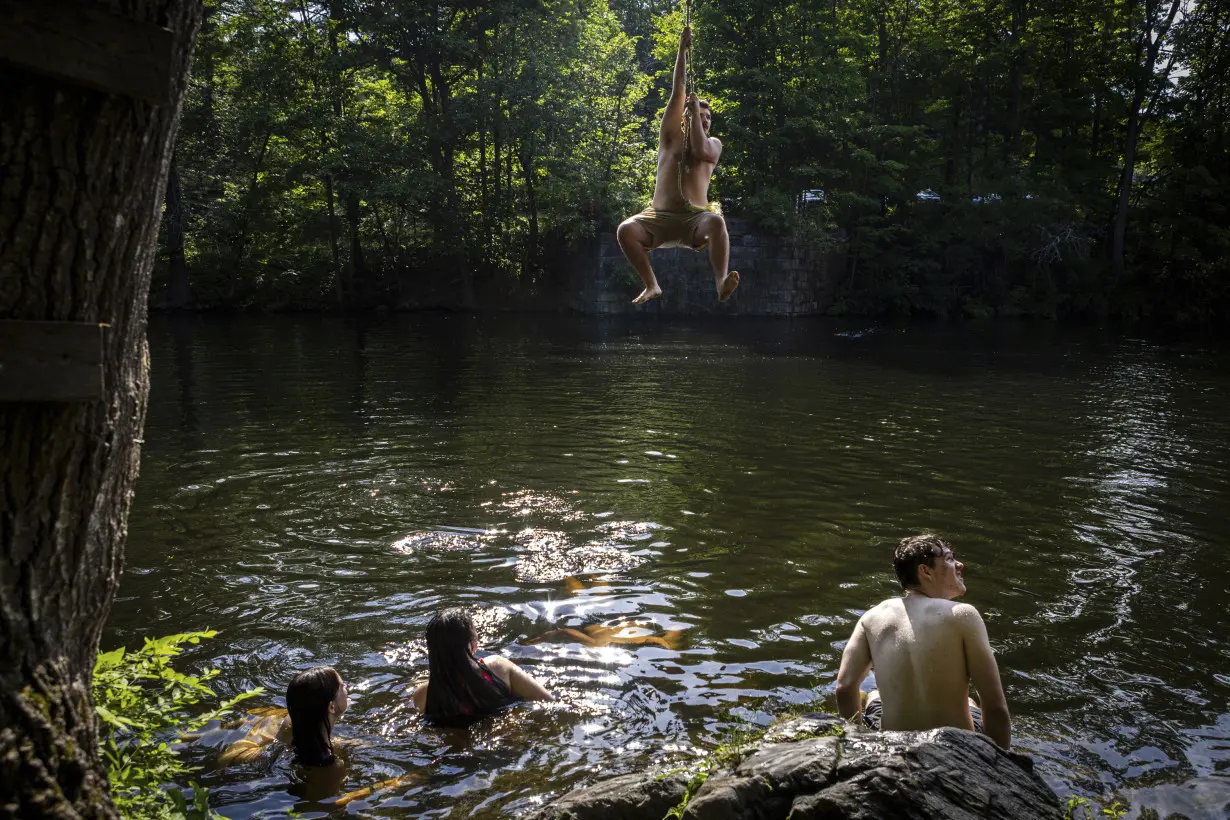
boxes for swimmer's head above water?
[426,608,480,665]
[423,608,514,724]
[286,666,348,766]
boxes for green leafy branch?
[93,630,263,820]
[1064,795,1129,820]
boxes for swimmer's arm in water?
[408,681,428,712]
[531,627,602,646]
[526,623,686,650]
[835,618,872,722]
[955,603,1011,750]
[335,772,421,808]
[218,712,290,766]
[485,655,554,701]
[593,627,688,650]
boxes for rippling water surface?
[110,315,1230,819]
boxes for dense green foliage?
[93,630,261,819]
[160,0,1229,325]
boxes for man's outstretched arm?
[835,619,872,720]
[661,26,691,143]
[955,603,1012,749]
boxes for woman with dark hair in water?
[221,666,422,805]
[286,666,349,766]
[410,608,552,725]
[219,666,350,767]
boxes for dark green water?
[110,315,1230,819]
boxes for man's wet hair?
[893,534,951,589]
[697,98,711,110]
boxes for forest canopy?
[160,0,1230,326]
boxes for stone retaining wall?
[564,217,835,315]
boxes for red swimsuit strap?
[475,657,497,685]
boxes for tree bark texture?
[0,2,202,818]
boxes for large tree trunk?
[1111,97,1145,278]
[165,158,192,310]
[0,2,202,817]
[1111,0,1182,278]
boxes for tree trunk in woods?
[345,191,366,291]
[165,158,192,310]
[1111,0,1182,279]
[227,130,271,304]
[1005,0,1027,160]
[477,63,488,213]
[0,2,201,817]
[325,173,344,309]
[1111,98,1144,278]
[1091,92,1101,161]
[520,152,539,270]
[491,24,502,222]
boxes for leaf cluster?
[1064,795,1130,820]
[92,630,263,820]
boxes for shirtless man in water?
[835,534,1012,749]
[615,26,739,305]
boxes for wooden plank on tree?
[0,0,174,105]
[0,321,104,402]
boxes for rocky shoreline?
[527,714,1063,820]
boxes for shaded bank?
[154,218,836,316]
[150,219,1227,332]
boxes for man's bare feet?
[633,284,663,304]
[717,270,740,302]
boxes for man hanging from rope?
[616,23,739,305]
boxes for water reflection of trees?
[1033,347,1230,798]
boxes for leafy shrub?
[1065,795,1129,819]
[663,707,843,818]
[93,630,262,819]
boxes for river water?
[108,315,1230,819]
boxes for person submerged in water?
[835,534,1012,749]
[615,25,739,305]
[410,608,553,725]
[219,665,349,766]
[221,666,422,805]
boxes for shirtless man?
[835,534,1012,749]
[615,25,739,305]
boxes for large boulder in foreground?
[527,770,692,820]
[527,716,1063,820]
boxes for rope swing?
[681,0,697,155]
[684,0,696,100]
[678,0,699,196]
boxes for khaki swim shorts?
[628,206,716,252]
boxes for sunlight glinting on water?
[111,317,1230,818]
